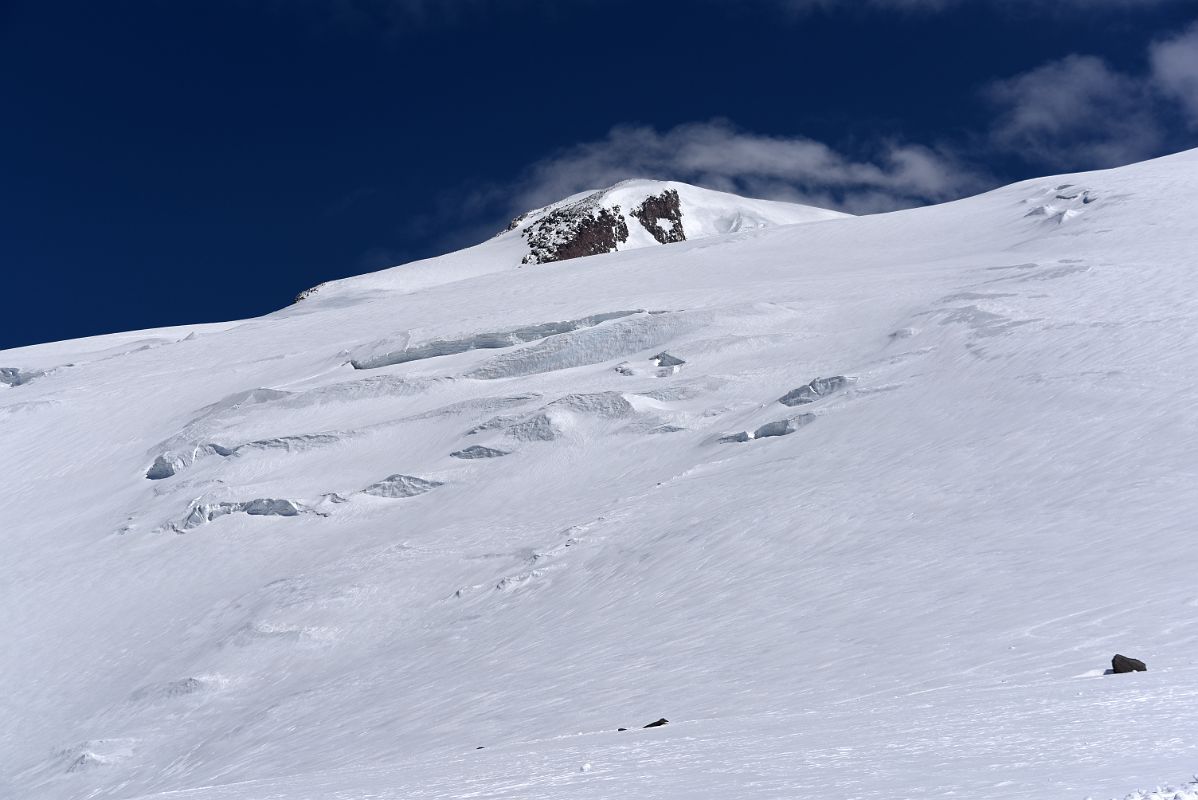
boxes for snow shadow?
[350,310,645,370]
[721,414,816,443]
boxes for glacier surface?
[3,168,1198,799]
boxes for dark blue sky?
[2,0,1196,350]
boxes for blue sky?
[2,0,1197,349]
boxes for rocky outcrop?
[518,189,684,264]
[292,282,327,303]
[509,180,844,265]
[521,196,630,265]
[632,189,685,244]
[1111,654,1147,673]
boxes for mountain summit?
[505,179,848,264]
[296,180,846,301]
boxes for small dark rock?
[476,746,485,750]
[1111,654,1147,673]
[617,727,627,731]
[292,282,327,303]
[643,718,669,728]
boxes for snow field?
[3,162,1198,798]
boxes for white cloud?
[985,54,1166,168]
[507,121,986,215]
[1150,21,1198,126]
[983,18,1198,169]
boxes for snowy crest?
[506,179,848,264]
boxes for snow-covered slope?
[3,152,1198,800]
[294,179,846,301]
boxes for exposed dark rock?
[643,718,669,728]
[521,194,630,264]
[617,727,628,732]
[292,282,327,303]
[632,189,685,244]
[510,187,684,263]
[1111,654,1147,673]
[778,376,853,406]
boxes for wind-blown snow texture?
[2,169,1198,799]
